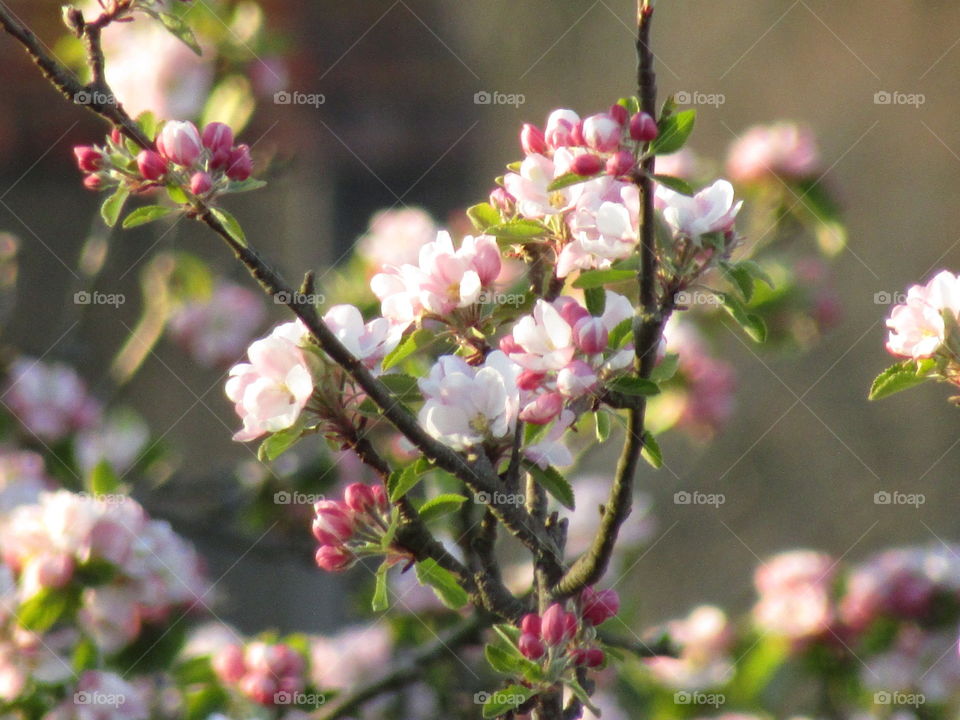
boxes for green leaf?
[183,686,228,720]
[72,636,98,673]
[415,558,469,609]
[583,286,605,316]
[388,463,422,502]
[594,411,611,442]
[608,317,634,348]
[869,359,936,401]
[482,685,537,718]
[100,186,129,227]
[210,208,246,247]
[572,269,635,289]
[257,424,304,462]
[378,373,422,403]
[485,219,550,240]
[485,644,522,675]
[417,493,468,522]
[493,623,521,647]
[467,202,501,231]
[223,179,267,194]
[641,432,663,469]
[720,292,767,342]
[173,656,217,685]
[651,109,696,155]
[88,460,119,496]
[566,679,601,716]
[547,172,593,192]
[653,174,694,195]
[525,463,575,510]
[122,205,173,229]
[135,111,159,142]
[157,11,202,55]
[372,562,389,611]
[722,261,756,303]
[733,259,774,289]
[382,328,433,371]
[650,353,679,383]
[607,376,660,396]
[167,184,189,204]
[18,587,80,633]
[616,96,641,115]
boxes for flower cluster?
[212,640,307,706]
[74,119,251,200]
[0,490,208,654]
[726,121,821,184]
[752,550,836,643]
[5,358,102,442]
[311,483,393,572]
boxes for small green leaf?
[616,96,641,115]
[650,353,680,383]
[485,644,522,675]
[223,179,267,194]
[88,460,120,496]
[257,424,304,462]
[135,111,159,141]
[720,292,767,343]
[584,286,606,316]
[417,493,468,522]
[167,184,189,204]
[653,174,694,195]
[525,463,575,510]
[608,317,634,348]
[372,562,389,611]
[651,109,696,155]
[122,205,173,229]
[482,685,537,719]
[607,376,660,396]
[388,463,422,502]
[572,269,635,289]
[493,623,521,647]
[641,432,663,469]
[210,208,246,247]
[18,587,80,633]
[382,328,433,371]
[378,373,422,403]
[547,172,593,192]
[485,219,550,240]
[467,202,501,231]
[415,558,469,609]
[100,186,129,227]
[869,360,936,401]
[173,656,217,685]
[157,11,202,55]
[594,411,611,442]
[721,261,756,303]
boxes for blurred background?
[1,0,960,634]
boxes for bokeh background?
[2,0,960,633]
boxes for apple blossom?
[4,358,102,442]
[322,304,403,372]
[189,171,212,195]
[541,603,577,645]
[629,111,658,142]
[136,149,167,181]
[560,179,639,276]
[359,207,437,269]
[656,179,742,238]
[726,121,820,183]
[201,121,235,168]
[885,270,960,359]
[226,143,253,181]
[753,550,836,641]
[156,120,202,167]
[73,146,102,173]
[583,113,622,153]
[503,150,578,218]
[545,108,581,148]
[520,122,547,155]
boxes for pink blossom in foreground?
[559,178,640,277]
[885,270,960,359]
[503,150,578,218]
[225,321,314,442]
[752,550,836,642]
[156,120,203,167]
[656,179,742,238]
[4,358,102,442]
[322,304,403,372]
[358,207,437,269]
[726,122,820,183]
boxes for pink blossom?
[545,109,581,148]
[511,300,577,372]
[5,358,102,442]
[225,322,314,442]
[359,208,437,269]
[629,111,658,142]
[656,179,742,238]
[309,625,392,691]
[885,271,960,359]
[524,409,575,468]
[503,151,578,218]
[726,122,820,183]
[582,113,622,152]
[560,179,639,277]
[69,670,148,720]
[541,603,577,646]
[753,550,836,641]
[645,605,734,690]
[322,304,402,372]
[156,120,202,167]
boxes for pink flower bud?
[585,647,604,667]
[74,146,102,173]
[630,112,658,142]
[189,171,213,195]
[470,236,502,286]
[226,144,253,181]
[212,644,246,683]
[520,392,564,425]
[157,120,202,167]
[312,500,354,544]
[554,297,589,328]
[571,648,588,665]
[239,672,277,705]
[557,360,598,398]
[520,123,547,155]
[583,113,622,153]
[581,587,620,626]
[609,103,629,126]
[489,187,513,214]
[499,335,523,355]
[110,128,122,145]
[315,544,354,572]
[574,317,609,354]
[202,122,235,168]
[518,632,546,660]
[571,153,603,177]
[82,174,103,191]
[570,122,586,146]
[520,613,541,636]
[606,150,635,177]
[344,483,376,513]
[137,150,168,181]
[517,370,546,391]
[541,603,575,646]
[545,109,580,148]
[370,484,389,512]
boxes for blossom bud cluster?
[311,483,391,572]
[212,640,307,706]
